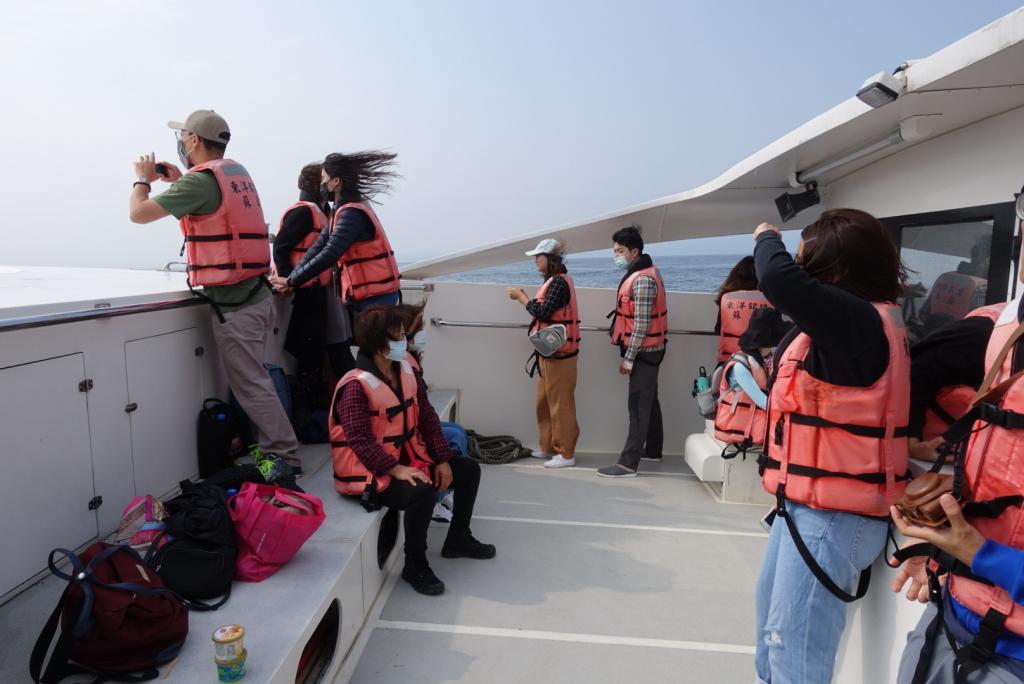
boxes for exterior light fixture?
[856,66,908,108]
[795,129,904,185]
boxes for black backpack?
[146,480,236,610]
[197,398,247,477]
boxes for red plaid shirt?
[334,368,453,476]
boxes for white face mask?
[411,330,427,351]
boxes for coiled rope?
[466,430,533,465]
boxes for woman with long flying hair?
[270,150,404,339]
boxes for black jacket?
[754,232,889,387]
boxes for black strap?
[181,582,231,612]
[526,351,541,379]
[344,250,395,266]
[774,487,871,602]
[788,412,910,439]
[910,574,945,684]
[349,274,399,290]
[760,456,911,485]
[185,232,268,242]
[187,261,271,271]
[927,397,958,427]
[962,495,1024,519]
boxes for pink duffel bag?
[228,483,326,582]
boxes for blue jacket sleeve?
[728,363,769,409]
[288,207,374,288]
[972,540,1024,605]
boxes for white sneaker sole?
[543,459,576,468]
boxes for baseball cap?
[525,238,564,257]
[167,110,231,144]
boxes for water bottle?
[695,366,710,393]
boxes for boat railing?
[429,317,717,336]
[0,298,203,333]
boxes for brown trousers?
[535,355,580,458]
[210,297,299,463]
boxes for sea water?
[431,254,748,292]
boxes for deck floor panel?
[378,518,764,646]
[348,626,753,684]
[475,453,766,533]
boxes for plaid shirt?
[334,367,453,476]
[525,274,570,323]
[623,274,666,364]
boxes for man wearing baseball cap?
[128,109,301,479]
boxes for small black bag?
[197,398,246,477]
[146,480,237,610]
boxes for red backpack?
[30,543,188,683]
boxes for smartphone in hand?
[155,163,168,177]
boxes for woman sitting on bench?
[329,306,496,596]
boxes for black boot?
[401,558,445,596]
[442,529,496,559]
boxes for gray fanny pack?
[529,324,568,357]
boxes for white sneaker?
[440,490,455,511]
[544,455,576,468]
[431,502,453,524]
[533,451,556,459]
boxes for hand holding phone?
[155,163,168,176]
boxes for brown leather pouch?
[895,472,953,527]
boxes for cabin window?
[883,203,1017,344]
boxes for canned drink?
[212,625,246,663]
[216,649,247,682]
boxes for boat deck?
[338,452,768,684]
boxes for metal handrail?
[430,317,717,336]
[0,298,205,333]
[400,282,435,292]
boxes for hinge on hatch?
[78,379,94,392]
[125,402,139,413]
[87,496,103,511]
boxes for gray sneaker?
[597,464,638,478]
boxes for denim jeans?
[754,501,888,684]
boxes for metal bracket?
[78,379,94,392]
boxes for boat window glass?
[900,219,994,339]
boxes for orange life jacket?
[920,304,1004,441]
[273,201,331,288]
[178,159,270,287]
[335,202,401,304]
[947,300,1024,636]
[329,359,433,495]
[717,290,773,364]
[761,303,911,516]
[714,352,769,457]
[925,272,987,323]
[529,274,581,357]
[609,266,668,351]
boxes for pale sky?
[2,1,1020,269]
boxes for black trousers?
[617,350,664,469]
[376,455,481,564]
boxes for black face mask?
[320,182,334,203]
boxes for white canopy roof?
[403,8,1024,279]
